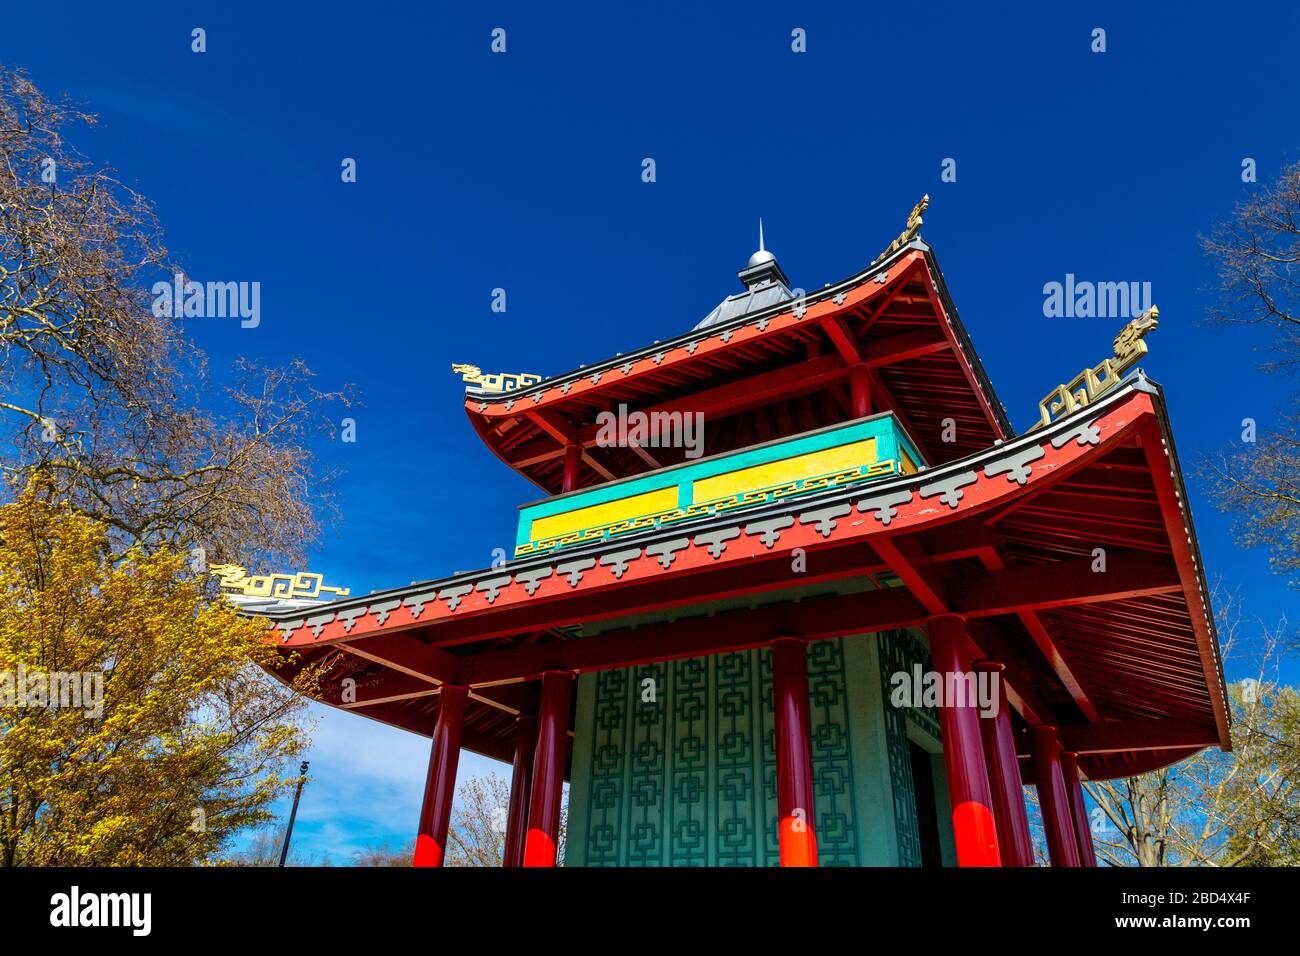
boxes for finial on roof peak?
[694,218,793,329]
[749,217,775,268]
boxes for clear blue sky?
[5,0,1298,863]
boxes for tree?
[0,66,352,568]
[1202,160,1300,585]
[0,481,319,865]
[368,772,569,867]
[226,827,334,867]
[350,840,414,867]
[445,774,512,867]
[1083,592,1300,866]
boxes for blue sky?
[5,0,1298,863]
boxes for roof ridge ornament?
[210,564,351,601]
[1028,306,1159,432]
[873,194,929,265]
[451,362,543,393]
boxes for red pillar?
[849,364,872,418]
[523,670,573,867]
[927,614,1001,867]
[973,661,1035,867]
[771,636,818,867]
[412,683,468,867]
[1061,750,1099,867]
[562,445,582,493]
[1027,725,1081,867]
[502,715,537,867]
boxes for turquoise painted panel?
[567,634,930,867]
[516,414,926,551]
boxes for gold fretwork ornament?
[874,195,930,264]
[209,564,350,601]
[452,363,543,393]
[1029,306,1159,431]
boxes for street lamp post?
[277,761,311,867]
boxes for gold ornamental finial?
[874,194,930,264]
[1029,306,1159,431]
[210,564,350,602]
[452,363,543,393]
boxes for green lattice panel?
[878,629,929,867]
[807,639,858,866]
[669,657,708,865]
[891,630,941,740]
[586,668,628,865]
[578,640,862,866]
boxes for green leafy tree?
[0,482,320,865]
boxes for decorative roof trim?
[463,242,1013,444]
[463,242,919,402]
[251,378,1188,651]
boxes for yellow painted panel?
[900,448,917,474]
[530,486,680,542]
[693,438,877,502]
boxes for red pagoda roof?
[254,375,1229,779]
[463,242,1013,494]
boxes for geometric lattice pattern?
[578,640,860,866]
[877,628,938,868]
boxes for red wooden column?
[849,364,872,418]
[771,636,818,867]
[412,683,469,867]
[973,661,1035,867]
[1061,750,1099,867]
[502,714,537,867]
[927,614,1001,867]
[562,445,582,493]
[1027,725,1081,867]
[523,670,573,867]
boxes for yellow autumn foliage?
[0,481,317,865]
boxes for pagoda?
[221,200,1230,867]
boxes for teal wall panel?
[567,631,948,867]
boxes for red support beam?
[526,408,577,446]
[918,275,1008,440]
[430,541,888,655]
[1036,717,1220,756]
[849,364,872,418]
[861,329,948,368]
[968,545,1102,724]
[1061,751,1099,867]
[412,684,468,867]
[928,614,1001,867]
[325,671,441,709]
[337,633,460,684]
[1027,725,1081,867]
[461,584,928,685]
[865,368,933,463]
[973,661,1034,867]
[523,670,573,867]
[772,637,818,867]
[503,714,537,867]
[948,551,1180,617]
[874,535,949,614]
[562,444,582,492]
[821,315,861,364]
[452,550,1183,686]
